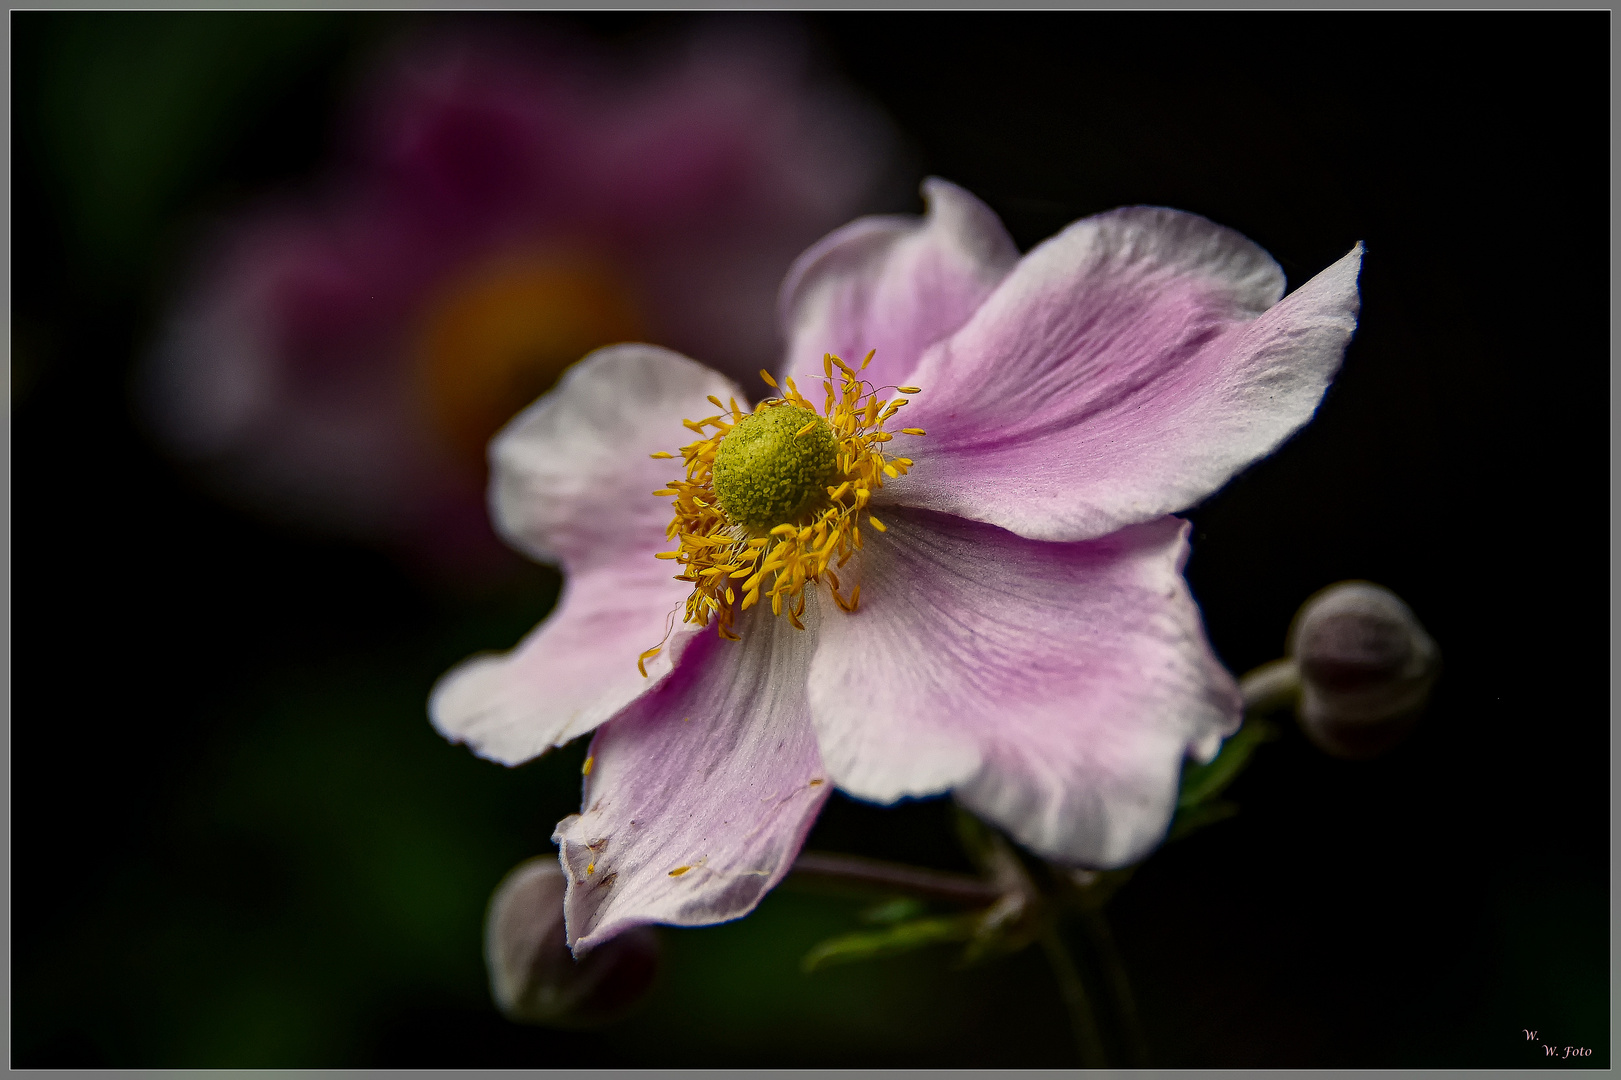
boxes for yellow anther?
[582,755,595,776]
[901,427,926,436]
[669,865,692,877]
[647,353,922,646]
[897,386,921,394]
[650,451,675,459]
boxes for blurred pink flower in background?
[143,20,904,574]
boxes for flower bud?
[485,856,659,1026]
[1287,581,1439,760]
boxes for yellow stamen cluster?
[637,350,923,672]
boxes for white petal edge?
[490,342,745,569]
[428,554,702,765]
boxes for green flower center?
[711,404,839,532]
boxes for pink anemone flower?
[143,23,899,572]
[431,179,1363,952]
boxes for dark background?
[12,11,1609,1067]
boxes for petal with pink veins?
[554,602,829,954]
[807,508,1240,869]
[887,208,1361,542]
[777,178,1019,393]
[431,344,736,762]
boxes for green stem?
[1081,908,1148,1067]
[1040,924,1108,1068]
[1239,657,1302,714]
[789,850,1002,906]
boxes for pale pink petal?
[807,508,1240,869]
[553,603,829,954]
[776,178,1018,393]
[430,344,735,763]
[489,343,742,570]
[428,556,701,765]
[887,209,1362,542]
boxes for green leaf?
[1167,798,1241,842]
[1177,716,1277,810]
[33,13,369,275]
[802,913,981,973]
[859,897,929,925]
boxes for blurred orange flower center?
[418,252,644,467]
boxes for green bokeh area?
[27,12,362,279]
[12,11,1608,1068]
